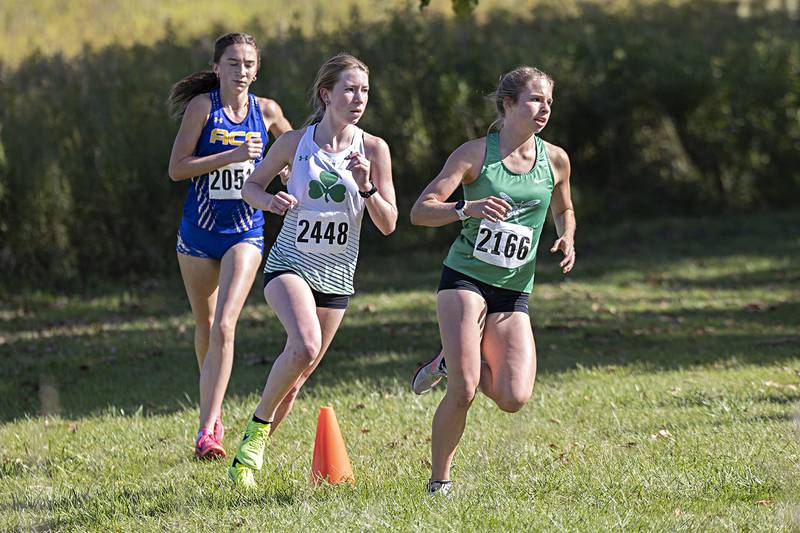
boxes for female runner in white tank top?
[227,53,397,487]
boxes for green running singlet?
[443,132,554,294]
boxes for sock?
[252,415,272,425]
[427,479,452,492]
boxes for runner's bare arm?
[259,98,293,185]
[168,95,262,181]
[242,129,302,214]
[259,98,293,137]
[358,134,397,235]
[547,143,576,273]
[410,139,511,226]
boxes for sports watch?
[454,199,469,221]
[359,183,378,198]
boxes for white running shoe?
[412,349,447,395]
[426,479,453,496]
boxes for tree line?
[0,1,797,285]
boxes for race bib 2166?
[472,219,534,269]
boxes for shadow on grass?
[651,267,799,290]
[0,484,297,530]
[0,212,798,423]
[4,313,795,424]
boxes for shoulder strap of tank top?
[209,89,222,112]
[482,131,502,167]
[249,94,261,120]
[250,94,268,132]
[535,135,545,165]
[535,135,555,185]
[305,124,317,150]
[296,124,315,157]
[353,127,366,154]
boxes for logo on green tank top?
[309,171,346,203]
[499,192,540,223]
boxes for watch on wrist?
[359,184,378,198]
[454,199,469,221]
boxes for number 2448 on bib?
[295,211,349,254]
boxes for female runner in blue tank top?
[226,53,398,487]
[167,32,293,460]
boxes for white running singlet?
[264,124,367,295]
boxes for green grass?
[1,211,799,530]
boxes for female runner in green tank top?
[410,67,576,495]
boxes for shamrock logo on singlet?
[309,171,347,203]
[499,192,540,223]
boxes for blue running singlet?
[181,89,268,234]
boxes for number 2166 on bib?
[472,219,533,269]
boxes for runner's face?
[214,44,258,91]
[506,78,553,133]
[324,68,369,124]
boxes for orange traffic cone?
[311,405,354,485]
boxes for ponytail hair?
[303,53,369,127]
[168,72,219,120]
[487,66,553,132]
[168,32,260,120]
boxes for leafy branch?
[419,0,479,17]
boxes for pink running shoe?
[195,430,226,460]
[214,416,224,442]
[411,348,447,395]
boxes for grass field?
[1,211,799,530]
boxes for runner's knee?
[196,317,213,337]
[448,378,480,408]
[286,336,321,368]
[495,390,531,413]
[210,317,236,346]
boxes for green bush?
[0,1,797,285]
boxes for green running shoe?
[227,457,256,488]
[231,419,271,470]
